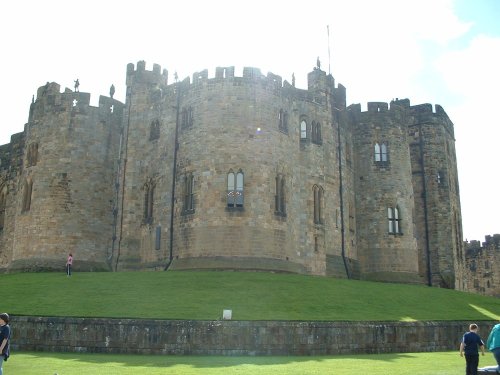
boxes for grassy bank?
[1,270,499,321]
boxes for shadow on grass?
[18,351,424,369]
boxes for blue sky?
[1,0,498,242]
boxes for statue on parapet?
[316,57,321,70]
[74,79,80,92]
[110,84,115,99]
[292,73,295,87]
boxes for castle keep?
[0,61,465,289]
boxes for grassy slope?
[2,270,500,321]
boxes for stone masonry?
[464,234,500,297]
[13,316,497,356]
[0,60,467,289]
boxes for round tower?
[10,81,124,271]
[117,63,344,275]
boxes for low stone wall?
[12,316,497,356]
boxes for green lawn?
[1,270,499,321]
[7,351,497,375]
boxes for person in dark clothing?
[460,323,485,375]
[0,313,11,375]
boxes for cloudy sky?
[1,0,499,242]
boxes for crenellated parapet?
[348,100,410,126]
[126,61,168,88]
[28,82,124,127]
[347,99,455,134]
[410,103,455,137]
[128,61,345,104]
[127,61,346,109]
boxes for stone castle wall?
[464,235,500,297]
[0,61,468,290]
[350,101,420,283]
[408,104,464,289]
[13,316,496,356]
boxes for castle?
[464,235,500,297]
[0,60,466,289]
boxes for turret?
[9,82,124,271]
[351,100,420,283]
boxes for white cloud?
[435,34,500,240]
[0,0,497,241]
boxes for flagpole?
[327,25,331,75]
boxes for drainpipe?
[165,81,181,271]
[418,123,432,286]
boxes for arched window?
[0,184,7,230]
[388,206,402,234]
[275,174,286,216]
[375,143,381,161]
[375,142,388,163]
[184,173,195,213]
[182,106,193,129]
[313,185,324,224]
[22,178,33,212]
[300,120,307,139]
[150,120,160,141]
[143,179,155,224]
[278,109,288,133]
[349,197,355,233]
[27,142,39,167]
[312,121,322,144]
[381,143,388,162]
[345,141,352,164]
[227,170,244,208]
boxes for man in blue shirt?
[460,323,486,375]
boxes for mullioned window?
[227,170,244,208]
[388,206,402,234]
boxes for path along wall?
[12,317,497,356]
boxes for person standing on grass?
[66,253,73,276]
[0,313,11,375]
[460,323,485,375]
[487,322,500,374]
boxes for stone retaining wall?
[12,316,497,356]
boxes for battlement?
[409,103,454,136]
[348,99,451,117]
[191,66,275,86]
[410,103,448,117]
[348,99,410,114]
[131,62,345,99]
[30,82,124,123]
[126,61,168,87]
